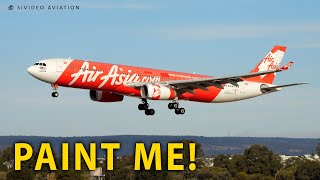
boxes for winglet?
[280,62,294,71]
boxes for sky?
[0,0,319,138]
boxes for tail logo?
[258,53,279,79]
[263,53,274,63]
[248,46,286,83]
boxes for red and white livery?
[27,46,307,115]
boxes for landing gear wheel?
[168,102,179,109]
[149,109,155,115]
[145,109,155,116]
[52,92,59,97]
[139,99,155,115]
[175,108,185,115]
[179,108,185,114]
[173,103,179,109]
[138,103,149,110]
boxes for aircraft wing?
[125,62,294,95]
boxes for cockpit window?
[35,63,47,66]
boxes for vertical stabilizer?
[246,46,286,84]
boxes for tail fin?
[246,46,286,84]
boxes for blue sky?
[0,0,319,137]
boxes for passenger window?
[43,63,47,66]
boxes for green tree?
[0,172,7,180]
[112,166,133,180]
[283,157,304,169]
[227,155,247,176]
[34,172,48,180]
[167,172,184,180]
[2,148,40,179]
[135,169,168,180]
[247,173,274,180]
[104,155,134,180]
[275,157,309,180]
[294,159,320,180]
[196,166,231,180]
[235,172,249,180]
[276,168,295,180]
[6,169,34,180]
[316,143,320,157]
[213,154,231,168]
[244,144,281,176]
[0,158,7,172]
[0,147,14,163]
[56,170,83,180]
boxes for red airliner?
[27,46,306,116]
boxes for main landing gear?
[168,101,185,115]
[138,99,185,116]
[138,99,155,116]
[138,99,186,116]
[51,84,59,98]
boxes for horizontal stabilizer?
[279,62,294,71]
[261,82,308,91]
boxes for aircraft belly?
[211,82,263,103]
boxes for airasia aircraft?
[27,46,306,116]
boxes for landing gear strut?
[168,101,185,115]
[138,99,155,116]
[51,84,59,98]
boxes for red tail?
[246,46,286,84]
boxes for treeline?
[0,142,320,180]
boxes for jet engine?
[260,84,274,94]
[140,84,176,100]
[90,90,124,102]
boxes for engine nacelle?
[140,84,176,100]
[90,90,124,102]
[260,84,276,94]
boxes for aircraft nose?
[27,66,36,76]
[27,66,32,75]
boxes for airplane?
[27,46,307,116]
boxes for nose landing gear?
[51,84,59,98]
[138,99,155,116]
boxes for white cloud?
[155,24,320,40]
